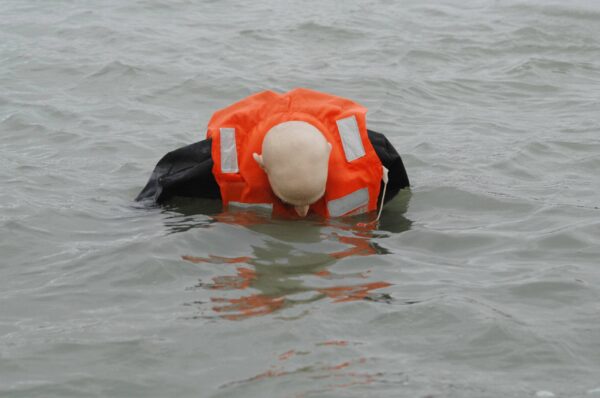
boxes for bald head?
[253,121,331,217]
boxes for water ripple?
[2,0,600,397]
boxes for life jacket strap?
[373,166,389,223]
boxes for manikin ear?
[252,152,265,170]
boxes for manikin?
[136,88,410,219]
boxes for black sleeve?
[135,138,221,203]
[367,129,410,204]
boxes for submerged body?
[137,89,410,218]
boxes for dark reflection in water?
[164,190,412,320]
[160,198,222,233]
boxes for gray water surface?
[2,1,600,397]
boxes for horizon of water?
[1,1,600,397]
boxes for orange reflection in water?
[212,210,271,227]
[318,281,392,303]
[223,346,376,393]
[182,212,393,320]
[210,267,256,290]
[211,294,285,320]
[329,233,379,259]
[278,350,296,361]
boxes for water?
[2,0,600,396]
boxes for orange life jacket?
[206,88,383,218]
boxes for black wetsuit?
[136,130,409,205]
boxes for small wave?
[56,24,122,42]
[85,60,145,80]
[504,57,576,78]
[506,3,600,22]
[291,21,363,40]
[1,113,50,138]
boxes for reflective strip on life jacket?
[220,127,238,173]
[336,115,366,162]
[327,187,370,217]
[229,201,273,212]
